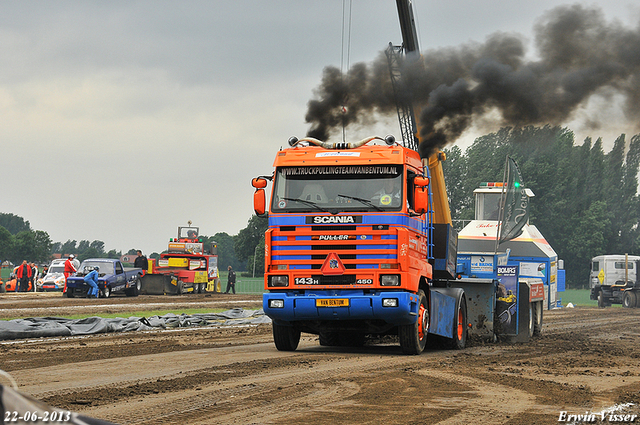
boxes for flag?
[498,156,528,244]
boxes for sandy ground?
[0,292,639,425]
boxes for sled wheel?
[533,301,543,336]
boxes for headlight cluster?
[380,275,400,286]
[268,275,289,287]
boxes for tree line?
[443,125,640,289]
[0,212,268,275]
[6,125,636,285]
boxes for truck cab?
[253,136,467,354]
[590,254,640,308]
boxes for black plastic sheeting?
[0,308,271,341]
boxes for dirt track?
[1,293,639,424]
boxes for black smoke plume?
[305,4,640,158]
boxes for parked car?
[65,259,143,298]
[37,259,66,292]
[4,272,32,292]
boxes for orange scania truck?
[252,135,466,354]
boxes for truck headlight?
[269,299,285,308]
[380,275,400,286]
[268,275,289,287]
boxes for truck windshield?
[271,165,403,213]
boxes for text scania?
[308,216,363,224]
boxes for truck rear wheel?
[319,331,340,346]
[399,289,428,355]
[623,291,637,309]
[450,296,467,350]
[272,323,300,351]
[339,331,365,347]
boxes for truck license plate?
[316,298,349,307]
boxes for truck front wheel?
[102,285,111,298]
[597,292,608,308]
[399,289,428,355]
[272,323,300,351]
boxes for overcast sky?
[2,0,639,257]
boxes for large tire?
[272,323,300,351]
[597,292,608,308]
[622,291,637,309]
[399,289,429,355]
[177,280,184,295]
[126,277,140,297]
[319,331,340,346]
[527,303,535,338]
[66,289,75,298]
[533,301,543,336]
[450,295,467,350]
[102,285,111,298]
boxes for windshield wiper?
[337,194,384,211]
[280,197,335,214]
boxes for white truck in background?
[590,254,640,308]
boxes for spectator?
[225,266,236,294]
[133,250,148,272]
[30,263,38,292]
[63,255,77,295]
[40,264,49,279]
[16,260,32,292]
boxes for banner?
[499,156,529,244]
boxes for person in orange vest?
[15,260,32,292]
[63,254,77,295]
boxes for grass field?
[224,273,265,294]
[559,288,621,307]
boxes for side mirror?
[252,178,268,189]
[413,177,430,215]
[252,178,268,215]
